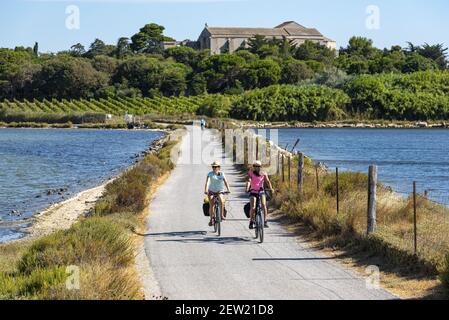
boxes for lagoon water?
[0,128,163,242]
[269,128,449,205]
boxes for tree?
[0,48,36,99]
[198,54,247,93]
[69,43,86,57]
[160,63,188,96]
[130,23,175,54]
[33,42,39,57]
[85,39,115,58]
[247,35,268,54]
[114,56,187,97]
[281,59,315,84]
[294,40,336,65]
[416,43,448,69]
[33,56,108,99]
[402,53,437,73]
[164,46,197,67]
[91,55,118,75]
[342,36,380,59]
[187,73,207,95]
[247,58,281,88]
[116,37,131,59]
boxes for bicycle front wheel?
[215,205,221,236]
[258,215,264,244]
[254,213,260,239]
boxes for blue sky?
[1,0,448,53]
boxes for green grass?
[0,137,178,300]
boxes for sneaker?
[249,221,254,229]
[264,222,269,228]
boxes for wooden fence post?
[244,137,248,167]
[413,181,418,255]
[232,136,237,163]
[297,153,304,194]
[315,165,319,191]
[288,155,291,186]
[256,136,259,161]
[277,151,280,176]
[336,167,340,214]
[367,165,378,234]
[221,128,225,146]
[281,154,285,183]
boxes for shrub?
[230,84,349,121]
[196,95,233,118]
[344,71,449,120]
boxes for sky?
[1,0,448,53]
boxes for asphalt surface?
[143,125,396,300]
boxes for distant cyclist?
[200,118,206,130]
[246,160,274,229]
[204,161,231,226]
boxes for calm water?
[0,128,164,242]
[270,128,449,204]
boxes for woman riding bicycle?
[246,160,274,230]
[204,161,231,226]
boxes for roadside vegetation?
[210,119,449,297]
[268,153,449,297]
[0,137,178,299]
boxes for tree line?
[200,71,449,121]
[1,22,447,103]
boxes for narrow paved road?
[143,125,395,300]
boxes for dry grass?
[269,154,449,297]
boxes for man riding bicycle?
[200,118,206,130]
[204,161,231,226]
[246,160,274,230]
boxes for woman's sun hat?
[211,161,221,167]
[253,160,262,167]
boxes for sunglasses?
[212,166,220,168]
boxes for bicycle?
[210,191,229,236]
[253,190,265,243]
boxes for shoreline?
[238,121,449,129]
[19,180,112,240]
[2,131,169,244]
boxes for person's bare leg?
[250,196,256,222]
[261,195,268,223]
[219,194,225,219]
[209,195,215,224]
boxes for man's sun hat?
[253,160,262,167]
[211,161,221,167]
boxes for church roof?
[204,21,326,39]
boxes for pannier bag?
[202,203,210,216]
[202,202,227,217]
[243,202,251,218]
